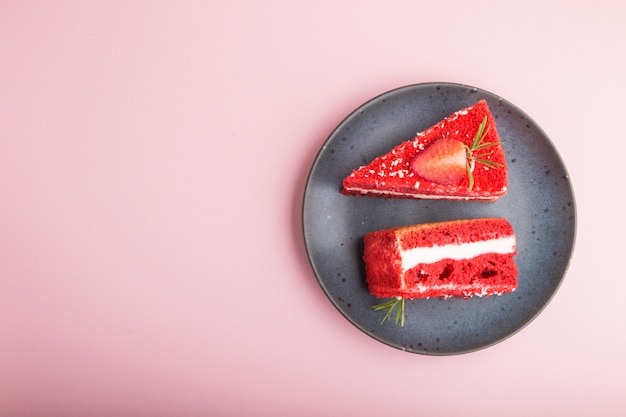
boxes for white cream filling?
[344,187,497,200]
[411,282,515,297]
[400,236,516,273]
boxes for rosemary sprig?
[372,297,405,326]
[465,116,503,190]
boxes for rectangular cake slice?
[363,218,518,299]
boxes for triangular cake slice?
[342,100,508,201]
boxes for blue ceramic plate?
[302,82,576,355]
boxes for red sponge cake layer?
[343,100,508,201]
[363,218,518,299]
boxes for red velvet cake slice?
[364,218,518,300]
[343,100,508,201]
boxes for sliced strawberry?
[409,138,467,185]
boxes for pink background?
[1,1,624,416]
